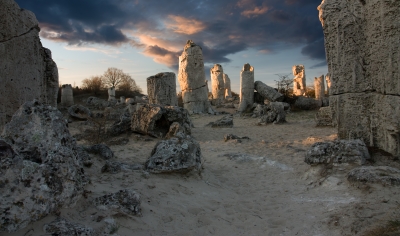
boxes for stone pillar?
[108,87,116,101]
[238,63,254,112]
[254,81,284,102]
[61,84,74,106]
[147,72,178,106]
[210,64,225,105]
[223,74,232,98]
[292,65,306,96]
[314,75,325,103]
[178,40,211,114]
[325,73,331,95]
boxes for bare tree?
[81,76,104,95]
[102,67,124,88]
[118,73,142,94]
[274,73,293,96]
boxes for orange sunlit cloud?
[165,15,206,35]
[241,6,269,17]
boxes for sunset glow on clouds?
[165,15,206,35]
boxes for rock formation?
[292,65,306,96]
[68,104,92,120]
[131,104,192,138]
[254,81,284,102]
[0,100,87,232]
[108,87,116,101]
[238,63,255,112]
[61,84,74,106]
[325,73,331,95]
[314,75,325,104]
[256,102,287,124]
[318,0,400,156]
[210,64,225,105]
[223,74,232,98]
[147,72,178,106]
[178,40,211,113]
[315,107,332,126]
[0,0,59,129]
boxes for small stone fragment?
[93,189,141,216]
[43,218,93,236]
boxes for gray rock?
[86,144,114,160]
[293,96,321,110]
[255,102,286,124]
[43,218,93,236]
[224,134,250,142]
[347,166,400,186]
[93,189,141,216]
[0,0,58,129]
[86,96,108,109]
[305,139,370,165]
[101,160,143,174]
[0,100,87,232]
[145,135,203,173]
[315,107,332,126]
[131,104,192,138]
[68,104,92,120]
[107,111,131,136]
[208,115,234,128]
[254,81,284,102]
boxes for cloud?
[241,6,269,17]
[142,45,180,68]
[165,15,206,35]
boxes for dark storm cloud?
[15,0,326,65]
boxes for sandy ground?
[5,109,400,236]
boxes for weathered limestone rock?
[208,115,234,128]
[0,0,59,129]
[86,96,108,108]
[108,87,116,101]
[107,111,131,136]
[61,84,74,106]
[293,96,321,110]
[314,75,325,104]
[101,160,143,174]
[315,107,332,126]
[67,104,92,120]
[131,104,192,138]
[93,189,141,216]
[86,144,114,160]
[258,102,286,124]
[223,74,232,98]
[347,166,400,186]
[292,65,306,96]
[238,63,255,112]
[319,0,400,156]
[325,73,331,95]
[0,100,87,232]
[178,40,211,113]
[43,218,93,236]
[254,81,284,102]
[305,139,370,165]
[120,96,126,104]
[147,72,178,106]
[145,134,202,173]
[210,64,225,105]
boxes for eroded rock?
[347,166,400,186]
[238,63,254,112]
[60,84,74,107]
[43,218,93,236]
[210,64,225,105]
[147,72,178,106]
[315,107,332,126]
[292,65,306,96]
[93,189,141,216]
[254,81,284,102]
[208,115,234,128]
[68,104,92,120]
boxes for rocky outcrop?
[0,0,59,129]
[305,139,370,165]
[210,64,225,105]
[0,100,87,232]
[292,65,306,96]
[347,166,400,186]
[145,134,203,173]
[254,81,284,102]
[147,72,178,106]
[131,104,192,138]
[178,40,212,114]
[318,0,400,156]
[257,102,286,124]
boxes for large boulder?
[256,102,286,124]
[0,0,59,129]
[131,104,192,138]
[347,166,400,186]
[254,81,284,102]
[305,139,370,165]
[67,104,92,120]
[318,0,400,156]
[0,100,87,232]
[145,134,203,173]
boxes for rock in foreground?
[348,166,400,186]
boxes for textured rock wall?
[0,0,59,129]
[319,0,400,156]
[147,72,178,106]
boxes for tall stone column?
[177,40,211,114]
[238,63,254,112]
[314,75,325,103]
[223,74,232,99]
[147,72,178,106]
[325,73,331,95]
[108,87,116,101]
[210,64,225,105]
[292,65,306,96]
[61,84,74,106]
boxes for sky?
[15,0,327,94]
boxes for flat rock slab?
[43,218,93,236]
[93,189,141,216]
[305,139,370,165]
[348,166,400,186]
[208,115,234,128]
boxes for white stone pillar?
[238,63,254,112]
[314,75,325,102]
[147,72,178,106]
[61,84,74,106]
[210,64,225,105]
[223,74,232,98]
[108,87,116,101]
[292,65,306,96]
[325,73,331,95]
